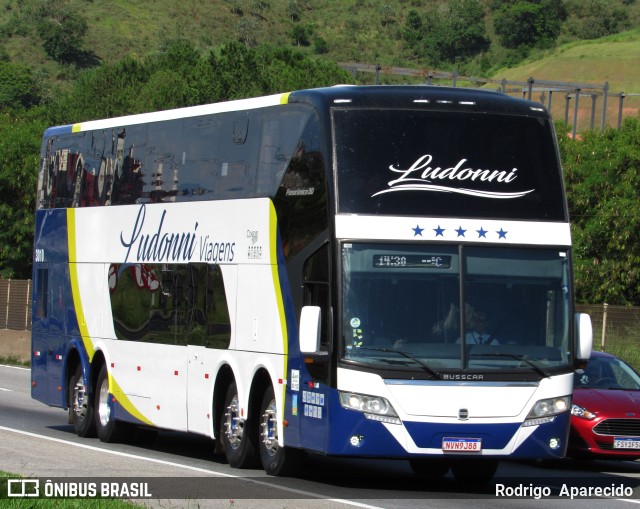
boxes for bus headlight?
[523,396,571,426]
[339,391,401,424]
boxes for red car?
[569,351,640,460]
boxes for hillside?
[1,0,639,127]
[490,29,640,95]
[3,0,640,84]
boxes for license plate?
[613,437,640,449]
[442,437,482,452]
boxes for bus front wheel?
[69,364,96,438]
[258,386,303,476]
[220,381,259,468]
[95,364,131,443]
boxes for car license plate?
[442,437,482,452]
[613,437,640,449]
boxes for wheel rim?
[97,377,111,428]
[260,398,279,457]
[224,394,244,449]
[72,379,88,421]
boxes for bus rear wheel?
[220,381,259,468]
[69,364,96,438]
[258,386,303,476]
[95,364,131,443]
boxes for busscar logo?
[442,374,484,381]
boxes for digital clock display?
[373,254,452,269]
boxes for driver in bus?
[462,310,499,345]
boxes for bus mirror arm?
[300,306,321,354]
[575,312,593,362]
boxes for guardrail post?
[617,93,626,128]
[601,303,608,351]
[601,82,609,130]
[572,88,581,139]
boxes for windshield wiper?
[470,352,551,378]
[353,346,441,379]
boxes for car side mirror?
[299,306,321,354]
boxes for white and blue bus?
[31,85,592,482]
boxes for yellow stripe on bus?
[269,202,289,421]
[67,209,152,426]
[66,209,95,359]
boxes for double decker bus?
[31,85,592,482]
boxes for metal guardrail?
[0,279,32,331]
[0,280,637,358]
[339,63,640,139]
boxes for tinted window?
[109,263,231,348]
[334,109,566,221]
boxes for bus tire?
[69,364,96,438]
[258,386,303,476]
[95,364,131,443]
[220,381,259,468]
[451,458,499,484]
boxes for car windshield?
[341,242,573,377]
[575,357,640,390]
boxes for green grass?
[1,472,138,508]
[594,333,640,373]
[0,355,29,368]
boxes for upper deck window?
[334,109,566,221]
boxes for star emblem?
[412,225,424,236]
[476,227,487,238]
[455,226,466,237]
[433,225,445,237]
[497,228,508,239]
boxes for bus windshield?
[341,243,572,376]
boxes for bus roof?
[43,85,549,138]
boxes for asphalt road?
[2,364,640,508]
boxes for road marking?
[0,364,30,371]
[0,387,11,392]
[0,425,384,508]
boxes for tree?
[0,62,46,110]
[493,0,566,49]
[0,111,47,278]
[36,7,88,63]
[403,0,489,65]
[564,0,630,40]
[558,117,640,305]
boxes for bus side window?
[35,268,49,319]
[302,243,330,351]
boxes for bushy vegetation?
[0,39,350,279]
[558,116,640,305]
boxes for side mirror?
[299,306,321,354]
[575,312,593,361]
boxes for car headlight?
[523,396,571,426]
[339,391,401,424]
[571,403,597,420]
